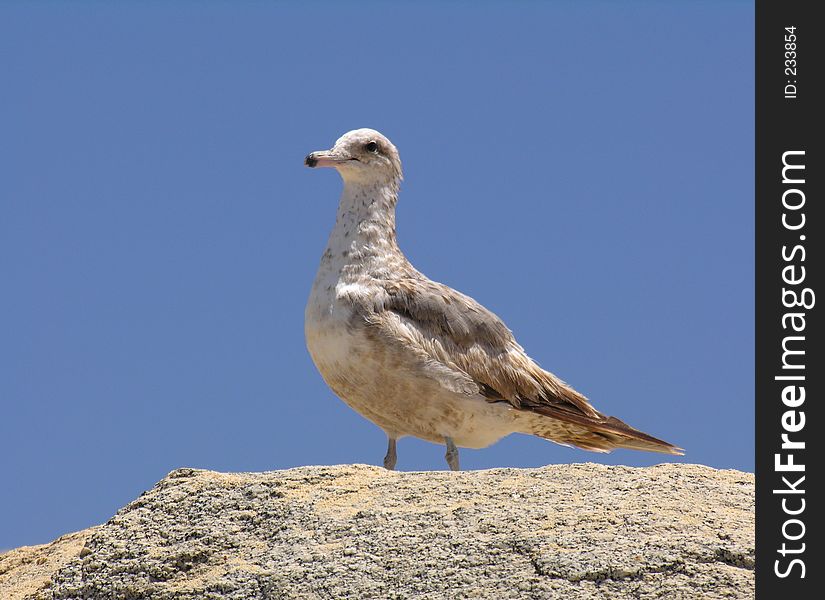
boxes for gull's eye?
[364,141,379,153]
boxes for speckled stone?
[1,463,753,600]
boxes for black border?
[755,1,822,597]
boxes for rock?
[0,530,96,600]
[0,463,753,599]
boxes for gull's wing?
[364,277,601,417]
[360,277,682,455]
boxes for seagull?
[304,128,683,471]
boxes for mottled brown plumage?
[304,128,682,470]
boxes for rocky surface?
[1,463,753,599]
[0,530,96,600]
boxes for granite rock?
[1,463,754,599]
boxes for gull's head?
[305,128,402,186]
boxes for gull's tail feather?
[522,405,684,456]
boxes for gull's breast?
[304,281,519,448]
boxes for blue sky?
[0,1,753,549]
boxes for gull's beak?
[304,150,351,168]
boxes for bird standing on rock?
[304,128,683,471]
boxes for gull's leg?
[383,437,397,470]
[444,437,460,471]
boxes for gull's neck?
[324,179,401,263]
